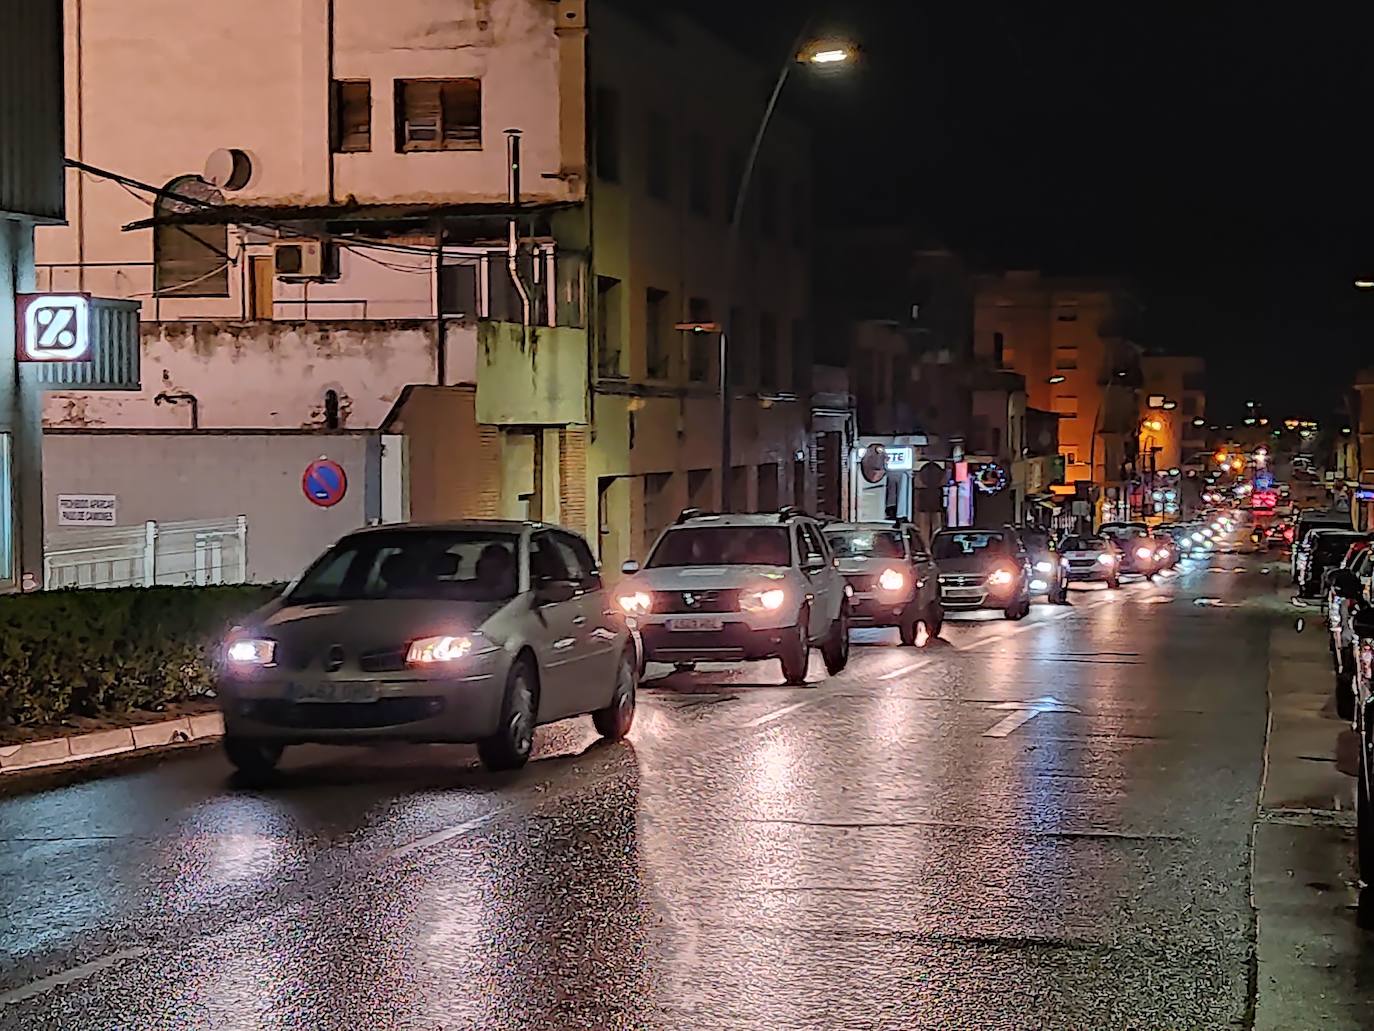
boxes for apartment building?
[974,271,1142,519]
[36,0,819,577]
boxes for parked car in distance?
[218,521,638,777]
[1059,534,1122,589]
[1337,600,1374,905]
[1291,510,1352,582]
[932,526,1033,620]
[1099,522,1160,579]
[1327,549,1372,720]
[1150,531,1179,570]
[618,508,849,685]
[1017,526,1069,604]
[823,521,943,646]
[1296,529,1365,598]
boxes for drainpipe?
[326,0,336,205]
[154,391,200,430]
[506,130,532,348]
[433,216,446,385]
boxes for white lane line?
[982,710,1042,738]
[388,812,502,860]
[742,701,813,728]
[0,947,149,1008]
[878,658,935,681]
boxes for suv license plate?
[667,617,725,632]
[288,681,379,704]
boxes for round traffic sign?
[302,458,347,508]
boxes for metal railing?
[44,516,248,590]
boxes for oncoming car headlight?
[987,568,1015,587]
[226,638,276,666]
[740,587,788,613]
[878,567,907,593]
[407,635,473,665]
[1136,547,1154,560]
[1035,561,1053,574]
[1097,553,1116,566]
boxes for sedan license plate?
[667,617,725,632]
[287,681,379,704]
[943,588,982,599]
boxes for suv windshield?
[1316,534,1364,559]
[933,531,1008,560]
[1062,535,1109,552]
[288,531,521,604]
[648,526,791,568]
[824,530,905,559]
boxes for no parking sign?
[302,458,347,508]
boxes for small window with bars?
[332,80,371,153]
[395,79,482,152]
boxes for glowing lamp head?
[988,568,1016,587]
[617,591,653,616]
[406,635,473,665]
[226,638,275,666]
[740,587,788,613]
[1097,553,1116,566]
[877,567,907,593]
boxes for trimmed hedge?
[0,585,281,728]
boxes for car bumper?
[937,585,1019,611]
[1064,567,1113,583]
[638,620,797,662]
[217,668,506,744]
[848,592,914,627]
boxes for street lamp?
[1048,375,1067,385]
[1357,280,1374,290]
[717,28,856,509]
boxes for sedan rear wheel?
[478,659,537,772]
[593,651,638,741]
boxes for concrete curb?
[0,712,223,775]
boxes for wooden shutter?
[399,80,442,151]
[333,81,371,153]
[440,79,481,148]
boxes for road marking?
[388,812,501,860]
[742,701,813,727]
[981,696,1081,738]
[0,947,149,1008]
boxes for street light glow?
[808,47,852,64]
[1048,375,1067,384]
[1357,280,1374,289]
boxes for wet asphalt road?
[0,557,1284,1030]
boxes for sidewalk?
[1253,602,1374,1029]
[0,706,222,776]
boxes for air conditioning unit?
[274,239,328,279]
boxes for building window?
[331,80,371,153]
[646,287,671,380]
[1055,347,1078,370]
[992,331,1005,367]
[597,276,624,378]
[594,86,620,183]
[154,176,229,297]
[688,131,712,217]
[1052,394,1079,417]
[439,260,479,318]
[1056,307,1079,322]
[791,318,808,393]
[758,313,779,391]
[687,297,713,384]
[646,110,672,201]
[395,78,481,152]
[729,305,753,389]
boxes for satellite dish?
[860,444,887,485]
[204,148,253,191]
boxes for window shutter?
[402,81,442,150]
[334,81,371,153]
[440,79,482,147]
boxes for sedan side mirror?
[533,580,577,606]
[621,560,641,575]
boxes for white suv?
[617,509,850,685]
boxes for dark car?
[1296,529,1364,598]
[824,521,943,646]
[931,526,1032,620]
[1099,521,1160,579]
[1291,510,1352,583]
[1017,526,1069,604]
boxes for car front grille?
[845,574,878,592]
[359,647,408,673]
[939,574,985,588]
[657,589,740,614]
[244,697,445,729]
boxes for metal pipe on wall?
[506,130,532,348]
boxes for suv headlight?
[740,587,788,613]
[878,567,907,593]
[987,568,1015,587]
[617,591,653,616]
[226,638,275,666]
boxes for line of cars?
[210,507,1207,781]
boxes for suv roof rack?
[776,506,813,523]
[675,508,717,525]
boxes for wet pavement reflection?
[0,561,1289,1028]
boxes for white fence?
[44,516,248,590]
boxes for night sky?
[679,0,1374,423]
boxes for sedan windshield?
[824,530,905,559]
[288,531,521,604]
[933,531,1007,560]
[648,526,791,568]
[1061,535,1109,552]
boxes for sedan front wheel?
[478,659,537,772]
[593,651,638,741]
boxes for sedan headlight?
[1097,553,1116,566]
[988,568,1016,587]
[878,567,907,592]
[1136,547,1154,560]
[1035,561,1053,574]
[226,638,275,666]
[407,635,473,665]
[616,591,653,616]
[740,587,788,613]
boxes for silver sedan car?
[217,521,638,776]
